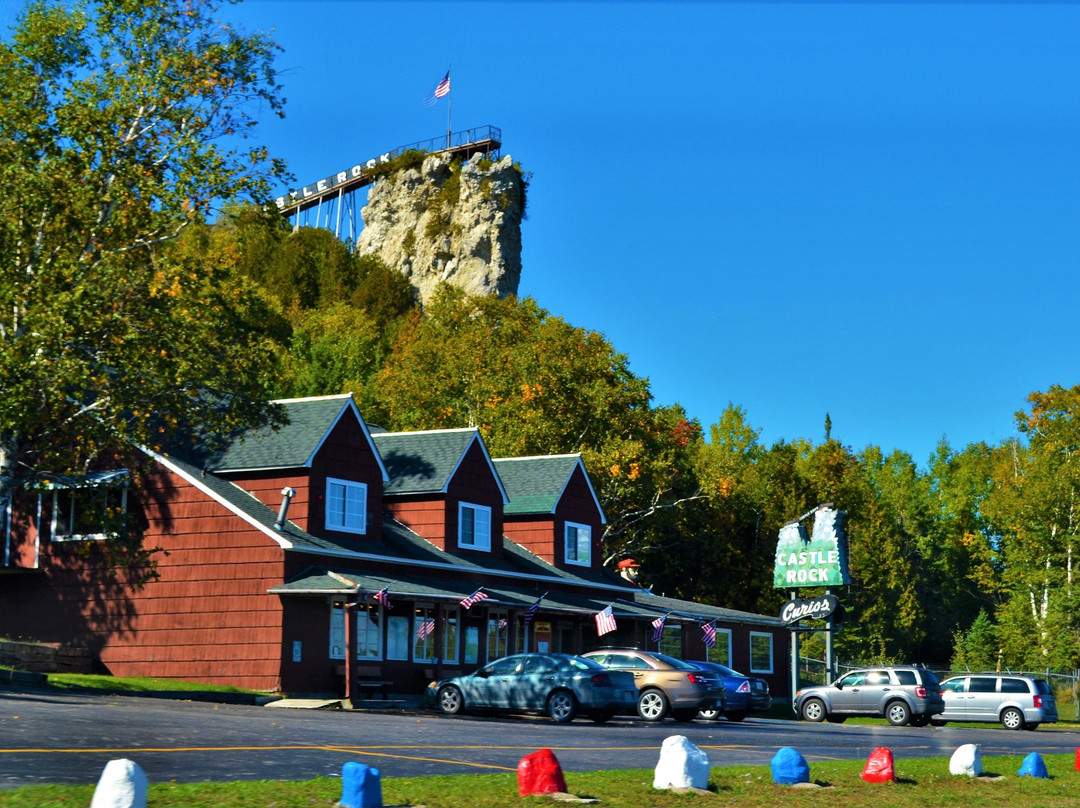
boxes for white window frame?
[328,602,384,661]
[564,521,591,567]
[387,616,410,660]
[458,502,491,551]
[325,477,367,535]
[413,603,437,663]
[486,610,508,662]
[50,474,128,542]
[443,607,460,664]
[749,631,774,674]
[707,628,733,666]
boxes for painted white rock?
[949,744,983,777]
[653,735,710,790]
[89,758,148,808]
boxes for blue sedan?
[427,653,639,723]
[692,661,772,721]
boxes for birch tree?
[0,0,286,534]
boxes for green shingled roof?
[493,455,604,521]
[373,429,492,495]
[208,395,357,472]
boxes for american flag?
[373,586,392,611]
[651,614,667,643]
[524,593,546,625]
[424,70,451,106]
[702,620,717,648]
[434,70,451,98]
[460,588,489,609]
[595,605,617,636]
[416,618,434,640]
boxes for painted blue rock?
[1018,751,1048,779]
[340,762,383,808]
[771,746,810,785]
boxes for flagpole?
[446,65,452,148]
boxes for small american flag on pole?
[416,618,434,640]
[525,593,546,625]
[373,586,392,611]
[702,620,717,649]
[460,588,489,610]
[651,614,667,643]
[595,605,617,636]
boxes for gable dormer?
[372,428,508,557]
[206,394,388,540]
[494,454,605,572]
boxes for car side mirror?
[475,668,490,678]
[835,683,843,689]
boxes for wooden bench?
[335,664,394,699]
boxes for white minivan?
[934,674,1057,730]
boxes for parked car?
[580,648,725,722]
[793,665,945,726]
[426,653,638,723]
[933,674,1058,730]
[691,661,771,721]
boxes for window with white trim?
[50,471,128,541]
[486,610,508,662]
[329,602,383,660]
[325,477,367,535]
[659,623,682,658]
[413,604,436,662]
[707,628,733,666]
[443,607,460,664]
[564,521,591,566]
[458,502,491,551]
[464,626,479,664]
[387,616,409,660]
[749,631,774,674]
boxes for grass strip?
[4,754,1080,807]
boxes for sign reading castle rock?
[773,506,851,589]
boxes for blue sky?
[25,0,1080,464]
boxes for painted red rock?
[517,748,568,796]
[861,746,895,783]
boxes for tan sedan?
[581,649,725,721]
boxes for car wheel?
[1023,722,1040,731]
[725,711,747,722]
[697,707,721,721]
[885,700,911,726]
[638,688,670,721]
[437,685,464,716]
[589,710,615,724]
[672,709,698,722]
[1001,707,1025,730]
[800,698,826,723]
[909,714,929,727]
[547,689,578,724]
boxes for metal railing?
[381,125,502,161]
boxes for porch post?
[344,600,357,707]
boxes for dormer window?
[326,477,367,535]
[564,521,591,566]
[458,502,491,551]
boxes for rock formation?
[355,152,524,306]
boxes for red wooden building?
[0,395,788,698]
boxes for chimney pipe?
[274,487,296,531]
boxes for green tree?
[0,0,287,556]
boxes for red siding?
[385,499,447,549]
[0,462,288,692]
[445,441,504,558]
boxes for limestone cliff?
[355,152,525,306]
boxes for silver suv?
[794,666,945,726]
[934,674,1058,730]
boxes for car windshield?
[566,656,603,671]
[652,652,699,670]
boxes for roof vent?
[274,487,296,531]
